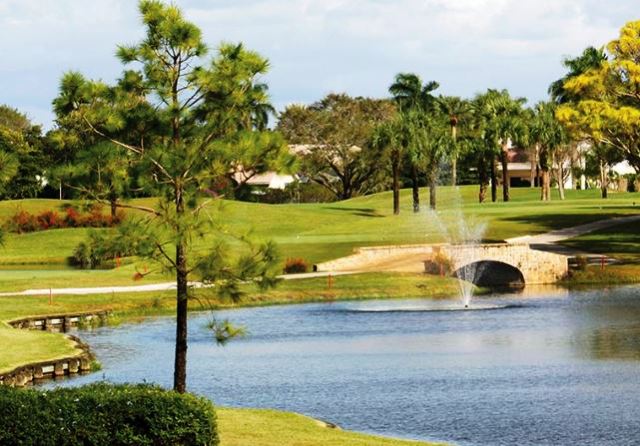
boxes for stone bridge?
[314,243,569,286]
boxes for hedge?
[0,383,218,446]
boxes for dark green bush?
[0,383,218,446]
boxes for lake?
[50,285,640,446]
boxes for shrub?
[0,383,218,446]
[68,242,95,269]
[6,206,125,233]
[36,210,62,230]
[283,257,309,274]
[424,252,455,276]
[64,206,82,227]
[6,209,38,233]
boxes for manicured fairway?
[2,186,639,272]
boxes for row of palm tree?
[375,72,586,214]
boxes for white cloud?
[0,0,634,128]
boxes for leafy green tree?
[556,21,640,195]
[278,94,394,200]
[0,106,48,198]
[389,73,440,212]
[53,0,290,393]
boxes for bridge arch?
[453,260,525,288]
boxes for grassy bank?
[0,273,459,322]
[218,408,442,446]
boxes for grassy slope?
[3,187,640,270]
[218,408,442,446]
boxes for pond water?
[51,285,640,446]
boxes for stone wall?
[0,335,93,387]
[0,311,106,387]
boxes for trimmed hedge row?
[0,383,218,446]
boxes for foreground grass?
[217,408,442,446]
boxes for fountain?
[428,189,488,309]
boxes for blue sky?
[0,0,636,129]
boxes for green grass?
[560,220,640,285]
[560,221,640,263]
[217,408,443,446]
[0,328,79,374]
[0,263,170,293]
[2,187,640,272]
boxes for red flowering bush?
[6,206,125,233]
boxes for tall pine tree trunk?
[174,189,188,393]
[411,165,420,213]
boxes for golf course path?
[506,213,640,244]
[0,271,357,297]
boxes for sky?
[0,0,637,129]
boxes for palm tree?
[479,90,528,202]
[373,115,409,215]
[530,102,566,201]
[438,96,470,186]
[389,73,439,212]
[406,111,451,210]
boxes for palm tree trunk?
[478,154,488,203]
[392,157,400,215]
[557,161,566,200]
[530,145,538,188]
[501,148,510,202]
[600,160,608,199]
[490,158,497,203]
[411,165,420,213]
[429,166,437,210]
[451,125,457,187]
[540,168,551,201]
